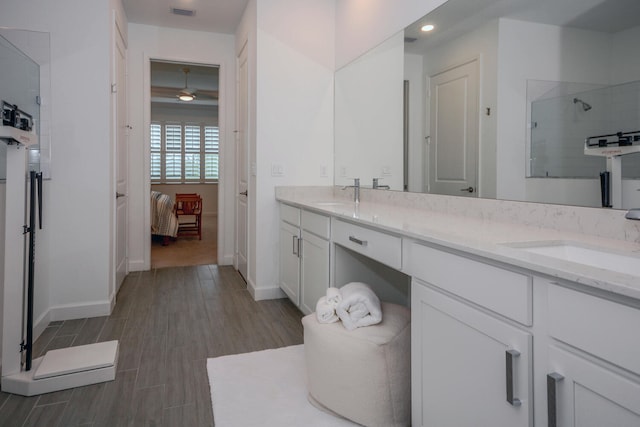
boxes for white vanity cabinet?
[409,242,533,427]
[543,281,640,427]
[279,204,331,315]
[279,205,301,305]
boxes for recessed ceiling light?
[421,24,435,32]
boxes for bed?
[151,191,179,242]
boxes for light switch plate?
[271,163,284,177]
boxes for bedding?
[151,191,179,238]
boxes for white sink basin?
[508,241,640,277]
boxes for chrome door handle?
[460,186,474,193]
[116,192,126,199]
[547,372,564,427]
[292,235,299,256]
[348,236,367,246]
[505,349,522,407]
[239,190,248,196]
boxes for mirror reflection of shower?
[573,97,592,111]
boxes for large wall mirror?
[0,29,51,180]
[334,0,640,209]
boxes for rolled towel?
[315,296,339,324]
[336,282,382,331]
[325,287,342,308]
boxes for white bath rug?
[206,345,358,427]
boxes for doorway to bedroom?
[149,60,220,268]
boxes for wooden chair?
[174,193,203,240]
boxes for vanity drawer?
[410,242,532,325]
[548,283,640,376]
[280,203,300,227]
[332,218,402,270]
[301,210,330,239]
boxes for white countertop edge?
[276,193,640,302]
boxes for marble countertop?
[276,187,640,301]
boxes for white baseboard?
[128,259,146,272]
[219,254,234,266]
[248,279,287,301]
[47,300,113,323]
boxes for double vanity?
[276,186,640,427]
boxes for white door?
[300,231,329,315]
[279,221,300,306]
[235,41,249,280]
[547,346,640,427]
[429,59,479,196]
[412,283,532,427]
[114,18,128,291]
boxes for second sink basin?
[507,241,640,277]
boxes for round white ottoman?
[302,302,411,427]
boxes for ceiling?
[405,0,640,53]
[123,1,246,108]
[121,0,249,34]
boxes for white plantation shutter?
[165,124,182,179]
[150,122,219,183]
[150,123,161,180]
[205,126,219,181]
[185,125,201,180]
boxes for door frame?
[234,39,249,280]
[141,54,227,270]
[112,11,128,294]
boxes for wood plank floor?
[0,265,304,426]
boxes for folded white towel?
[316,296,339,324]
[336,282,382,331]
[325,287,342,308]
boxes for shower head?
[573,97,592,111]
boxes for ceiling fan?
[150,64,219,105]
[178,67,196,102]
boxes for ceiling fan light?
[178,67,196,101]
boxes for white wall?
[0,0,116,325]
[334,32,404,190]
[127,24,236,271]
[249,0,335,299]
[497,19,611,204]
[335,0,447,69]
[0,182,4,362]
[611,25,640,85]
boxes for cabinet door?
[279,221,300,305]
[300,231,330,315]
[546,346,640,427]
[412,281,532,427]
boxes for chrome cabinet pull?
[505,349,522,407]
[348,236,367,246]
[547,372,564,427]
[292,235,299,256]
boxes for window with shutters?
[150,122,219,183]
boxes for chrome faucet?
[342,178,360,204]
[626,208,640,220]
[372,178,390,190]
